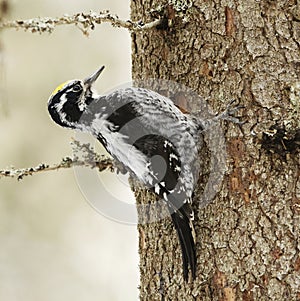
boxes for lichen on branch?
[0,139,114,180]
[0,10,162,35]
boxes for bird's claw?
[215,99,245,125]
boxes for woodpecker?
[47,66,241,281]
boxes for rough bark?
[131,0,300,300]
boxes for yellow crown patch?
[51,81,70,96]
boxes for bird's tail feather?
[170,207,196,281]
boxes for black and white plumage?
[47,66,203,281]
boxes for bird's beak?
[84,66,105,87]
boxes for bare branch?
[0,140,114,180]
[0,10,163,35]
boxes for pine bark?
[131,1,300,300]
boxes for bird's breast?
[90,116,151,184]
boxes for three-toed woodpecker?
[47,66,240,281]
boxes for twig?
[0,10,163,35]
[0,140,114,180]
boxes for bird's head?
[47,66,105,128]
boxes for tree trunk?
[131,1,300,300]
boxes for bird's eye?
[72,84,82,92]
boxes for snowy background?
[0,0,139,300]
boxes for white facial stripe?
[78,93,87,111]
[54,93,68,114]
